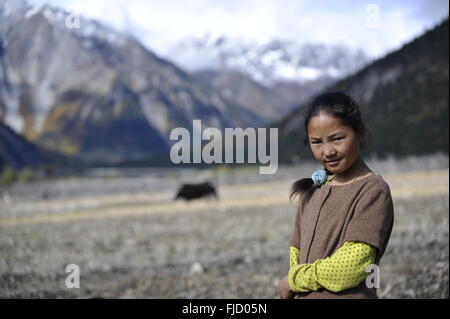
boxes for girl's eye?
[310,141,321,144]
[334,137,344,141]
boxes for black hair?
[289,91,368,202]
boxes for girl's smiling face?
[307,111,363,174]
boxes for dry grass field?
[0,157,448,299]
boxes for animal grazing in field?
[174,182,218,201]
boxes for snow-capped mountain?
[167,34,370,85]
[0,0,265,163]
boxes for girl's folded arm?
[288,241,376,293]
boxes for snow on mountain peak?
[167,35,369,85]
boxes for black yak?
[174,182,218,201]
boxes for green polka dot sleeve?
[288,241,376,293]
[290,246,300,268]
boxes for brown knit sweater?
[289,174,394,299]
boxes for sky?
[28,0,449,59]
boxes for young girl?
[278,91,394,299]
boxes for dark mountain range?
[1,0,446,169]
[276,18,449,163]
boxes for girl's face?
[307,111,363,174]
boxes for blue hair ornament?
[311,169,330,186]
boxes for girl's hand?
[278,275,294,299]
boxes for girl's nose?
[323,145,337,157]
